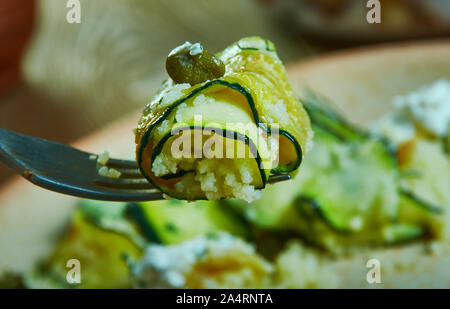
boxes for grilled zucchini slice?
[228,99,433,251]
[126,199,250,245]
[25,203,142,289]
[135,37,311,202]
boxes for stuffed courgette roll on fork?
[135,37,312,202]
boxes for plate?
[1,39,449,287]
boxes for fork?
[0,128,290,202]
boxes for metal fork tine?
[102,158,145,178]
[92,178,157,190]
[74,188,164,202]
[106,158,139,169]
[87,155,144,179]
[115,169,145,179]
[267,174,291,184]
[0,128,294,202]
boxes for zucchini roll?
[135,37,312,201]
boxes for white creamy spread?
[159,83,191,108]
[370,113,416,146]
[168,41,204,57]
[97,150,110,165]
[371,79,450,144]
[393,79,450,137]
[131,233,260,288]
[189,42,203,56]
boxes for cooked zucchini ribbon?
[135,37,311,201]
[227,94,446,251]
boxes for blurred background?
[1,0,449,186]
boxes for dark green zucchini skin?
[226,96,441,250]
[303,93,399,160]
[399,189,443,214]
[237,38,275,52]
[126,202,162,243]
[160,170,191,180]
[25,201,144,289]
[272,130,303,173]
[293,98,444,246]
[301,103,398,224]
[299,104,396,238]
[125,200,252,245]
[293,194,428,247]
[137,79,303,199]
[78,200,148,248]
[317,104,445,244]
[151,125,267,191]
[304,97,443,210]
[79,199,256,246]
[302,94,367,143]
[443,136,450,155]
[294,196,353,235]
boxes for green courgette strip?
[160,170,191,180]
[125,203,162,244]
[399,189,443,214]
[293,123,396,234]
[126,200,252,245]
[137,80,303,192]
[151,125,267,190]
[236,38,275,53]
[303,101,367,142]
[304,99,444,216]
[296,100,442,239]
[294,196,353,234]
[303,99,398,161]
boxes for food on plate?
[228,98,404,252]
[9,80,449,289]
[131,233,272,289]
[24,201,143,289]
[135,37,312,202]
[371,79,450,240]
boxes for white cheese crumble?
[349,216,363,231]
[131,233,269,288]
[160,83,191,108]
[168,41,204,57]
[97,150,110,165]
[98,166,121,179]
[189,42,203,56]
[371,79,450,145]
[393,79,450,137]
[369,114,416,146]
[267,99,290,125]
[168,41,192,57]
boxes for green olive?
[166,42,225,85]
